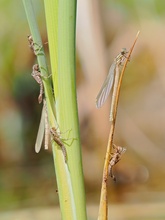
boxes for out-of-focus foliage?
[0,0,165,219]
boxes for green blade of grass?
[44,1,87,220]
[22,3,73,218]
[22,0,55,125]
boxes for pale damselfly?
[108,144,126,181]
[96,48,128,108]
[32,64,44,104]
[50,127,67,162]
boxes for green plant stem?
[44,1,87,220]
[22,0,55,125]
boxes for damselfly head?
[117,146,126,155]
[121,48,127,55]
[27,35,33,41]
[33,64,39,72]
[113,144,126,154]
[120,147,126,154]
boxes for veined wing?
[35,106,45,153]
[96,62,116,108]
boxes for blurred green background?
[0,0,165,219]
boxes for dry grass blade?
[98,31,140,220]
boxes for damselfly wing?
[35,100,50,153]
[35,106,45,153]
[96,62,115,108]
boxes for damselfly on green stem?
[27,35,42,56]
[50,127,67,162]
[32,64,44,104]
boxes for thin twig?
[98,31,140,220]
[109,64,121,121]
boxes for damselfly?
[50,127,67,162]
[35,100,50,153]
[96,48,128,108]
[108,144,126,181]
[27,35,42,56]
[32,64,44,104]
[28,35,35,54]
